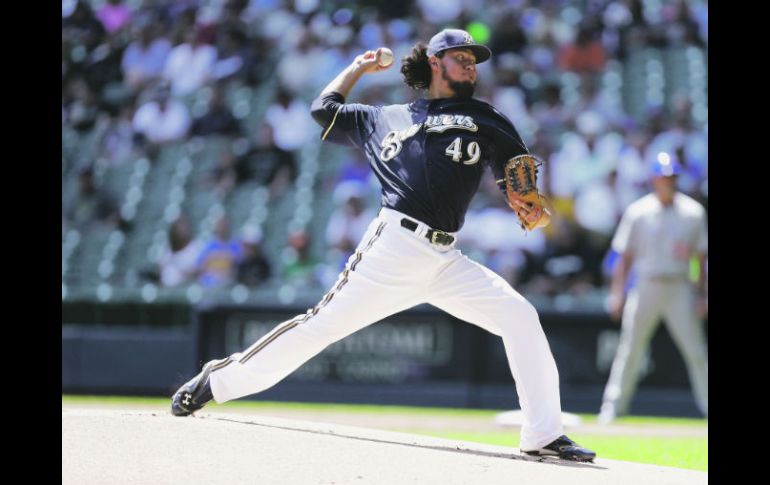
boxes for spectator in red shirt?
[559,24,606,73]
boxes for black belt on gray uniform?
[400,218,455,246]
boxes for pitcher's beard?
[449,80,476,98]
[441,66,476,99]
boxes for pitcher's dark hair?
[400,42,444,90]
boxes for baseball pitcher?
[171,29,595,462]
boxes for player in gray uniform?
[599,153,708,423]
[171,29,596,462]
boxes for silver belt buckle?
[431,231,451,245]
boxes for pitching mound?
[62,408,706,484]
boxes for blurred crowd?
[62,0,708,298]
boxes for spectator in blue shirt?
[121,19,171,91]
[196,215,243,288]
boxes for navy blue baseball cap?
[427,29,492,64]
[650,152,682,177]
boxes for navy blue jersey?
[311,92,528,232]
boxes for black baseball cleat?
[171,361,215,416]
[522,435,597,462]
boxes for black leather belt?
[400,218,455,246]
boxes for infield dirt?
[62,408,706,484]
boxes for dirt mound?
[62,409,707,485]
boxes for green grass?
[61,395,502,418]
[62,395,707,471]
[61,395,708,426]
[60,395,707,424]
[578,414,708,427]
[392,430,707,472]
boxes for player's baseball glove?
[503,154,553,231]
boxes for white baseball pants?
[601,279,708,416]
[208,207,564,450]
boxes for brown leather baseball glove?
[502,154,553,231]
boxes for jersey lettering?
[380,123,423,161]
[445,137,463,161]
[425,115,478,133]
[444,138,482,165]
[465,141,481,165]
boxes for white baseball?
[377,48,394,67]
